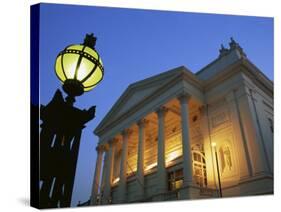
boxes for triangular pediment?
[95,66,190,134]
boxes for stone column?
[118,129,131,203]
[136,119,147,199]
[156,106,168,194]
[99,146,108,202]
[178,93,193,187]
[102,138,118,204]
[91,145,104,205]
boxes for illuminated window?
[127,140,138,176]
[144,133,157,174]
[192,151,207,187]
[113,150,121,182]
[165,131,182,167]
[168,169,183,191]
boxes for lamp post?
[39,33,104,208]
[211,142,223,197]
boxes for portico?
[91,84,205,204]
[90,40,273,205]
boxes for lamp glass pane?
[84,47,99,60]
[82,66,103,88]
[55,55,66,82]
[77,57,95,81]
[62,53,79,79]
[84,85,96,91]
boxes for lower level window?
[168,169,183,191]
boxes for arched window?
[192,150,207,187]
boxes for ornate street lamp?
[39,33,104,208]
[55,33,104,104]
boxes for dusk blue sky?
[38,3,273,206]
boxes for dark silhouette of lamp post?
[39,33,104,208]
[212,142,223,197]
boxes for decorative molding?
[108,138,119,146]
[207,97,227,110]
[211,112,229,129]
[102,143,109,151]
[137,118,149,128]
[204,59,272,98]
[155,106,169,117]
[95,68,204,136]
[121,128,133,137]
[95,67,191,132]
[177,92,191,104]
[96,145,106,153]
[262,100,273,112]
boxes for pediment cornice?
[94,66,203,136]
[203,58,273,97]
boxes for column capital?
[155,106,169,117]
[108,138,119,146]
[177,92,191,104]
[121,128,133,137]
[102,143,110,151]
[96,145,106,153]
[137,118,149,128]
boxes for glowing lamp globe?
[55,33,104,97]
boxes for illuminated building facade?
[90,39,273,205]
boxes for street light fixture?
[55,33,104,104]
[211,142,223,197]
[38,33,104,208]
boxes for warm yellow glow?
[112,177,120,185]
[84,85,96,91]
[166,150,181,163]
[55,44,104,92]
[144,162,157,172]
[76,58,95,81]
[55,55,66,82]
[84,46,98,59]
[62,53,80,79]
[174,179,183,189]
[83,66,103,88]
[127,157,137,175]
[211,142,217,147]
[165,133,183,167]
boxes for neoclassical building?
[90,38,273,205]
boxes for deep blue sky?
[38,3,273,206]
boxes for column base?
[101,195,111,205]
[90,197,97,205]
[178,184,201,200]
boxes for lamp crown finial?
[83,33,97,48]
